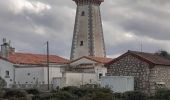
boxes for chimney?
[0,38,15,58]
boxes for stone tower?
[70,0,106,60]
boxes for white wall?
[101,76,134,93]
[95,67,107,80]
[64,72,98,87]
[0,59,14,88]
[15,67,45,84]
[15,65,63,85]
[44,66,63,84]
[70,58,107,81]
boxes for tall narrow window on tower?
[70,0,106,60]
[81,11,85,16]
[80,41,84,46]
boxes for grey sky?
[0,0,170,59]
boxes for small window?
[155,82,166,89]
[5,71,10,78]
[6,71,9,76]
[80,41,83,46]
[99,73,103,79]
[28,73,30,76]
[81,11,85,16]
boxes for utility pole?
[47,41,50,90]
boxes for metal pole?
[47,41,50,90]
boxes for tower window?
[80,41,84,46]
[28,73,30,76]
[5,71,10,78]
[81,11,85,16]
[99,73,103,79]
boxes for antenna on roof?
[140,43,143,52]
[3,38,6,43]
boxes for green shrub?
[113,92,123,99]
[54,91,77,100]
[0,90,4,98]
[155,89,170,100]
[0,77,6,88]
[32,93,54,100]
[60,86,115,100]
[90,91,115,100]
[61,86,89,97]
[4,89,27,99]
[123,91,147,100]
[26,88,40,95]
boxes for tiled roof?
[129,51,170,66]
[5,53,69,65]
[85,56,112,64]
[107,50,170,66]
[71,56,112,64]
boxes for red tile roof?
[107,50,170,66]
[5,53,69,65]
[71,56,112,64]
[85,56,112,64]
[129,51,170,66]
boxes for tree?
[155,50,170,58]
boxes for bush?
[60,86,115,100]
[0,77,6,88]
[32,93,54,100]
[26,88,40,95]
[113,92,123,99]
[54,91,77,100]
[90,91,115,100]
[0,90,5,98]
[123,91,147,100]
[4,89,28,99]
[155,89,170,100]
[61,86,89,97]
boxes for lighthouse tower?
[70,0,106,60]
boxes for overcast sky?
[0,0,170,59]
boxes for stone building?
[70,0,106,60]
[106,50,170,94]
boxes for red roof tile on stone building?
[107,50,170,66]
[6,53,69,65]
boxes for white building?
[0,57,14,88]
[0,39,69,89]
[0,39,113,90]
[59,56,112,87]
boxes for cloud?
[0,0,51,14]
[0,0,170,59]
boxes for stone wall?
[150,65,170,93]
[107,55,151,93]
